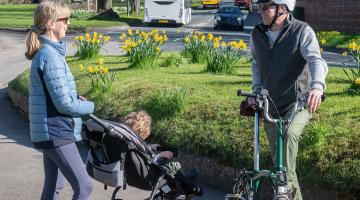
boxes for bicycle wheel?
[232,169,253,200]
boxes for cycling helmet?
[257,0,296,12]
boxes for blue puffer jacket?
[29,35,94,148]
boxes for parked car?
[214,6,245,31]
[234,0,253,12]
[202,0,220,9]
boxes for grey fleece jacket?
[251,17,328,93]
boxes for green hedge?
[10,54,360,195]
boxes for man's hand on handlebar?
[307,89,323,113]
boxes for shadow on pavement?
[0,87,33,148]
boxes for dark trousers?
[40,143,93,200]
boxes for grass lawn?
[9,53,360,195]
[0,4,142,32]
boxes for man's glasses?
[259,2,276,11]
[57,17,69,24]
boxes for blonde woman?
[26,1,94,199]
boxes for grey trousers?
[264,108,312,200]
[41,143,93,200]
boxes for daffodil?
[87,66,95,73]
[79,64,84,71]
[184,37,190,43]
[128,29,133,36]
[355,77,360,85]
[101,67,109,74]
[119,33,127,40]
[207,33,214,41]
[104,36,110,42]
[321,39,326,46]
[98,58,104,65]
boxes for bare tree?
[97,0,118,17]
[129,0,140,16]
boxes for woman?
[26,0,94,199]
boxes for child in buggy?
[84,111,203,200]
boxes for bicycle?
[225,88,292,200]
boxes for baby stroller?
[83,114,202,200]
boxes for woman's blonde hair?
[124,111,152,140]
[25,0,70,60]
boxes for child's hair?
[25,0,70,60]
[124,111,152,140]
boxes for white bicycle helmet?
[257,0,296,12]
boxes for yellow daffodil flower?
[98,58,104,65]
[207,33,214,41]
[321,39,326,46]
[184,37,190,43]
[355,77,360,85]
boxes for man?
[250,0,328,199]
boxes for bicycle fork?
[274,120,290,199]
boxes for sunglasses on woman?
[259,2,276,11]
[57,17,69,24]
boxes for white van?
[143,0,192,25]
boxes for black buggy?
[83,114,202,200]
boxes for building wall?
[296,0,360,33]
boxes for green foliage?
[73,32,110,59]
[8,69,30,96]
[120,29,167,68]
[141,86,187,120]
[182,31,212,63]
[160,53,185,68]
[301,122,330,149]
[315,31,360,49]
[206,41,248,74]
[0,4,138,31]
[342,41,360,95]
[79,60,117,94]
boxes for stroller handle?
[88,114,120,138]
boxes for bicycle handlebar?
[237,90,256,98]
[238,89,326,124]
[237,89,278,124]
